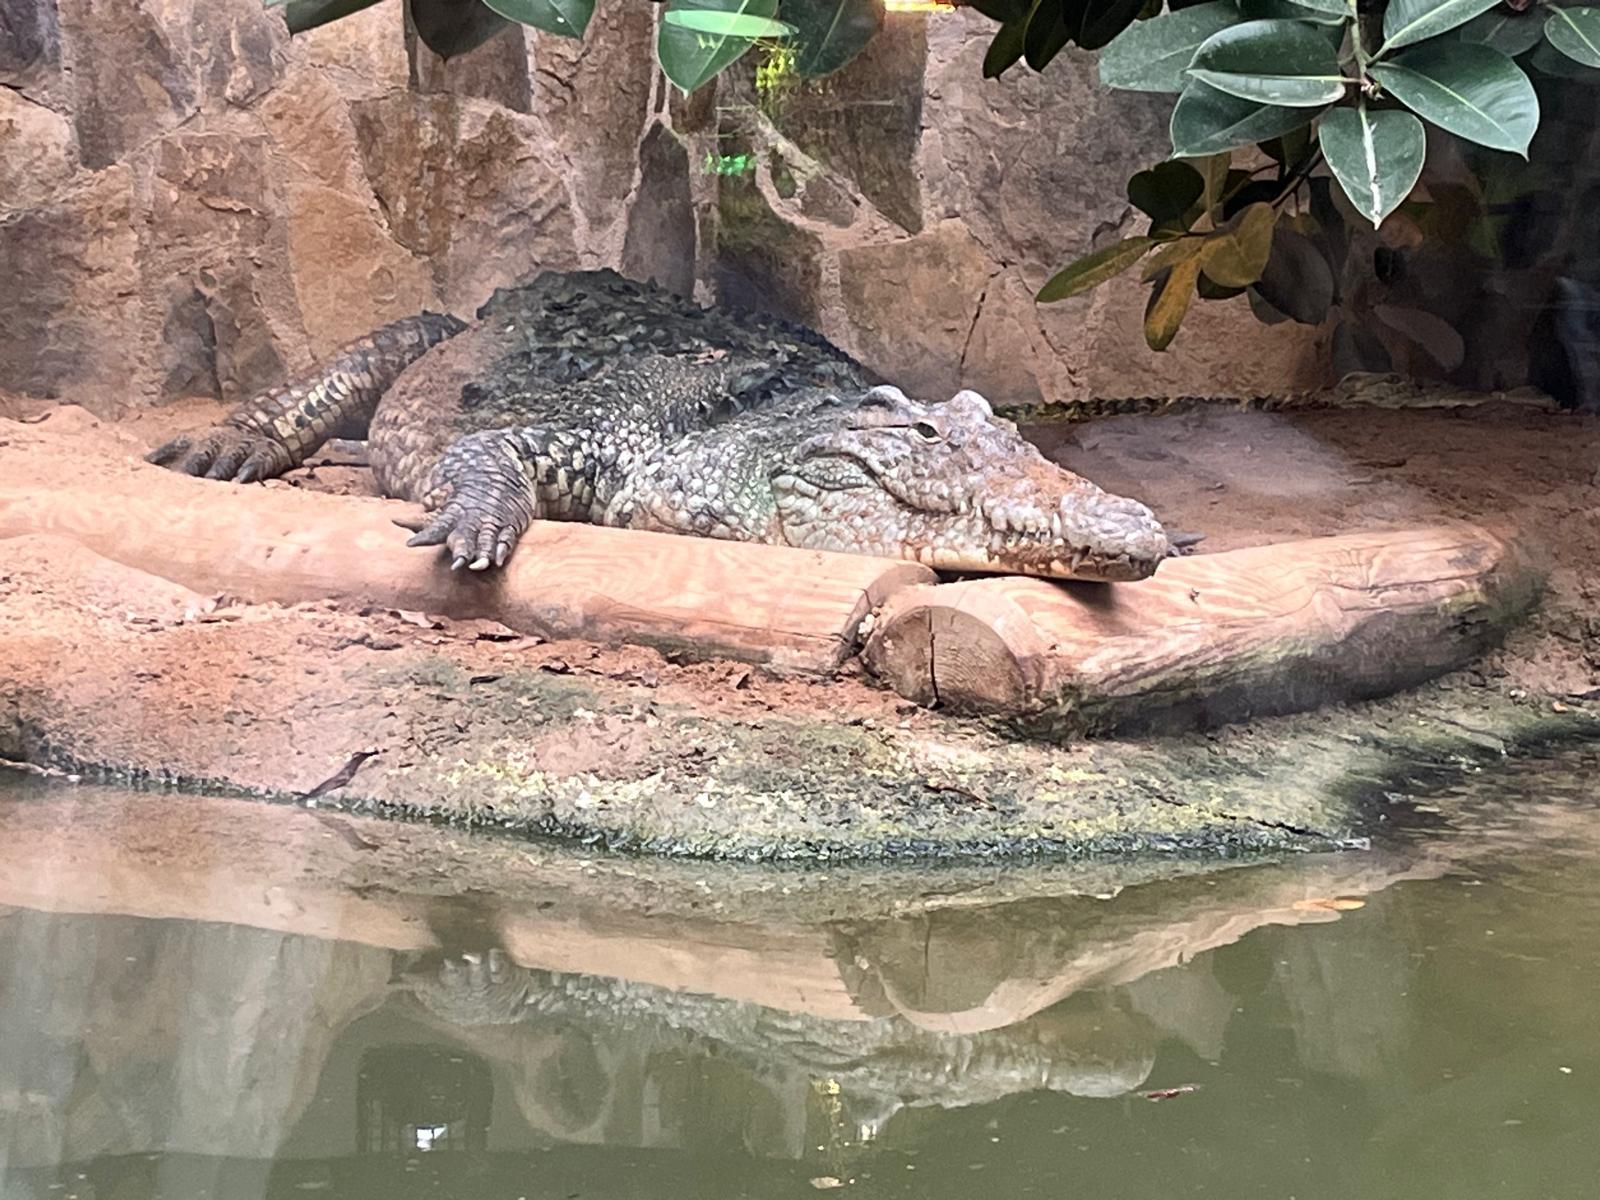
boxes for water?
[0,750,1597,1200]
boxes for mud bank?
[1,399,1598,859]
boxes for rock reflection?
[0,807,1453,1183]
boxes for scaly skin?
[607,385,1170,581]
[146,313,464,480]
[148,270,1171,581]
[398,952,1157,1127]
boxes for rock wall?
[1,1,1323,416]
[708,8,1329,405]
[0,0,688,414]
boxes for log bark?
[0,472,931,674]
[861,525,1538,732]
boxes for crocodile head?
[771,386,1171,581]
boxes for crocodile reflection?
[391,950,1160,1148]
[0,776,1466,1176]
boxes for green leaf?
[1169,79,1319,156]
[1457,7,1545,57]
[1370,42,1538,155]
[1037,236,1158,301]
[1253,226,1334,322]
[1527,36,1597,75]
[778,0,883,75]
[1240,0,1346,26]
[1318,105,1426,226]
[483,0,595,37]
[659,0,777,91]
[1197,273,1248,299]
[1381,0,1503,53]
[1144,256,1205,350]
[1099,0,1242,92]
[409,0,511,57]
[1127,160,1207,227]
[1076,0,1151,49]
[984,14,1030,75]
[661,9,793,36]
[1282,0,1348,15]
[1025,0,1073,70]
[1187,18,1347,106]
[1544,7,1600,68]
[282,0,383,33]
[1199,200,1279,286]
[1248,286,1292,323]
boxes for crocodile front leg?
[147,312,464,482]
[402,355,768,570]
[401,416,627,569]
[400,429,550,570]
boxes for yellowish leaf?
[1140,237,1204,283]
[1037,236,1157,303]
[1199,202,1279,288]
[1144,256,1203,351]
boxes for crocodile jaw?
[769,388,1170,582]
[772,468,1169,581]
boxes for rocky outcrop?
[2,1,1327,418]
[708,9,1329,406]
[0,0,678,414]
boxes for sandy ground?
[0,396,1596,858]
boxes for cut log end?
[863,525,1538,734]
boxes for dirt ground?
[1,394,1597,858]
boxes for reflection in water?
[0,748,1597,1199]
[356,1046,492,1155]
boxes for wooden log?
[0,470,932,674]
[861,525,1537,732]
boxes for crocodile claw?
[146,426,291,484]
[404,433,535,571]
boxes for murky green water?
[1,750,1597,1200]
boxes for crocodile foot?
[146,426,293,483]
[399,431,536,571]
[398,948,533,1027]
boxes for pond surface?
[0,749,1597,1200]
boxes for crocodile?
[148,269,1172,582]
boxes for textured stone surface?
[622,124,696,296]
[0,86,75,212]
[284,183,438,356]
[527,0,657,253]
[4,0,1327,418]
[0,0,669,412]
[412,15,532,112]
[0,168,140,407]
[296,0,408,99]
[0,0,60,87]
[704,7,1329,404]
[758,14,926,235]
[838,221,993,398]
[715,173,828,329]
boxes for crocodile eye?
[912,421,942,443]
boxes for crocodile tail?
[149,312,466,481]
